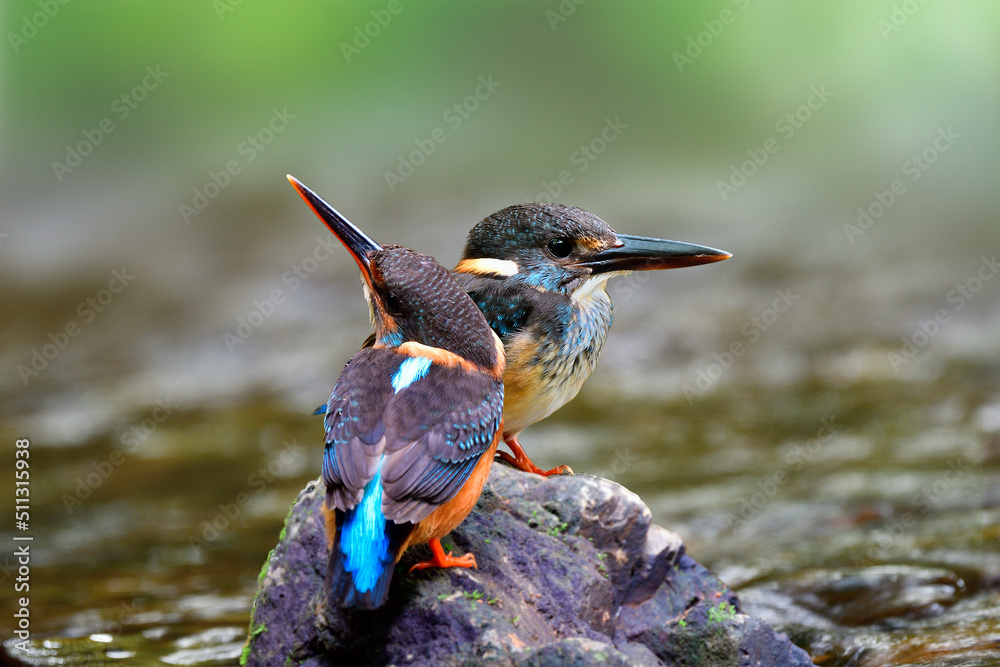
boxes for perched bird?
[288,176,505,610]
[313,203,731,476]
[452,204,731,476]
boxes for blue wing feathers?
[323,347,503,607]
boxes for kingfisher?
[288,175,505,609]
[452,204,731,476]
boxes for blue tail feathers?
[327,469,412,609]
[342,470,392,593]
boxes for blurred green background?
[2,1,998,665]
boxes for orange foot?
[409,538,477,573]
[496,435,573,477]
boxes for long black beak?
[575,234,731,273]
[286,175,381,282]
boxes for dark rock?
[243,465,813,666]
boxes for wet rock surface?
[244,465,813,666]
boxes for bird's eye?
[384,292,403,315]
[546,238,573,258]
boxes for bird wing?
[322,349,396,511]
[322,347,503,525]
[380,360,503,525]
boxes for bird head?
[457,203,731,297]
[287,176,501,372]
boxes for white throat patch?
[571,271,630,302]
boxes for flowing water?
[2,207,997,664]
[2,3,998,665]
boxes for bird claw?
[409,539,478,573]
[496,448,573,477]
[409,551,477,573]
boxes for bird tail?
[326,475,412,609]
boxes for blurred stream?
[2,2,998,665]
